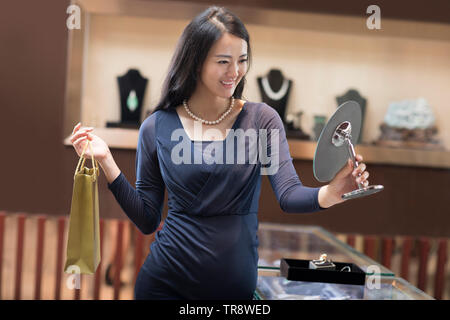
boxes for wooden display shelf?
[289,139,450,169]
[63,127,139,150]
[63,127,450,169]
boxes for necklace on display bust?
[183,97,235,125]
[261,76,289,101]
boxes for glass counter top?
[257,223,395,276]
[255,267,434,300]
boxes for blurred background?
[0,0,449,300]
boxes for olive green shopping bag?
[64,141,101,275]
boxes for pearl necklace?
[261,76,289,101]
[183,97,235,125]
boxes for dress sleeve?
[107,112,165,234]
[258,103,326,213]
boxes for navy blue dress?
[107,101,325,299]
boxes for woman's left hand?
[326,154,369,205]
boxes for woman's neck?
[187,89,231,120]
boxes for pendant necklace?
[127,90,138,112]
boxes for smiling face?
[197,32,248,99]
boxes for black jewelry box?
[280,258,366,286]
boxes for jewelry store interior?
[1,0,449,301]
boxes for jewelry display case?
[255,223,434,300]
[255,270,434,300]
[257,223,395,276]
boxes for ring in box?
[280,258,366,286]
[309,253,336,270]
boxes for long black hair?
[153,6,251,113]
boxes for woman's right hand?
[70,122,111,162]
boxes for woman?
[70,6,370,299]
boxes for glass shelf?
[255,267,433,300]
[257,223,395,276]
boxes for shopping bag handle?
[74,140,99,181]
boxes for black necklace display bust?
[336,89,367,144]
[257,69,309,140]
[106,68,148,129]
[257,69,292,123]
